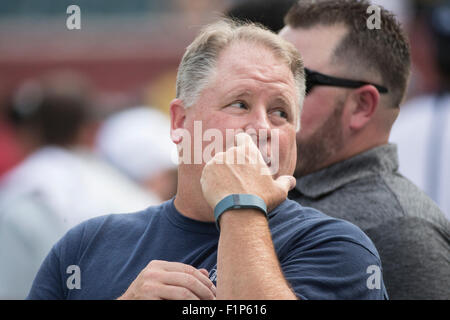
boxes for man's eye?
[272,110,288,119]
[229,101,248,109]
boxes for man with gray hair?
[28,19,386,300]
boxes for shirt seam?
[376,172,407,218]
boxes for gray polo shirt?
[289,144,450,300]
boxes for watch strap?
[214,194,267,231]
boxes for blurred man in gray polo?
[281,0,450,299]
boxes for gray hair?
[176,19,305,130]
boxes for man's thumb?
[274,175,296,193]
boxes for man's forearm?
[216,209,298,300]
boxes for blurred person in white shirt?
[0,72,158,299]
[96,106,178,202]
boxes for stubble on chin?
[294,103,345,178]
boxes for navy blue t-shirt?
[27,199,388,299]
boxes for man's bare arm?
[217,208,297,299]
[201,132,298,299]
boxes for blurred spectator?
[0,119,24,178]
[96,106,178,201]
[390,0,450,219]
[0,71,159,299]
[0,84,25,177]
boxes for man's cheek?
[268,133,293,177]
[284,135,298,175]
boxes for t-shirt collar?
[164,198,219,235]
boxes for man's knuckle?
[148,259,161,268]
[180,287,193,299]
[186,273,199,287]
[143,269,161,280]
[141,281,157,292]
[183,265,196,275]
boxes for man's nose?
[244,108,272,149]
[244,107,272,133]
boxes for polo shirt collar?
[294,144,399,198]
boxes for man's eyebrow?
[223,89,252,101]
[272,96,290,106]
[271,96,295,112]
[234,90,252,98]
[271,96,297,122]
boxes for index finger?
[235,132,256,149]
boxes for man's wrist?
[214,194,267,231]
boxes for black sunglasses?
[305,68,388,95]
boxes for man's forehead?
[211,41,296,93]
[216,41,286,74]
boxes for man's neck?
[296,137,389,178]
[173,165,215,222]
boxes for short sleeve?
[26,219,89,300]
[26,246,64,299]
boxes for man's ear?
[348,85,379,131]
[169,98,186,144]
